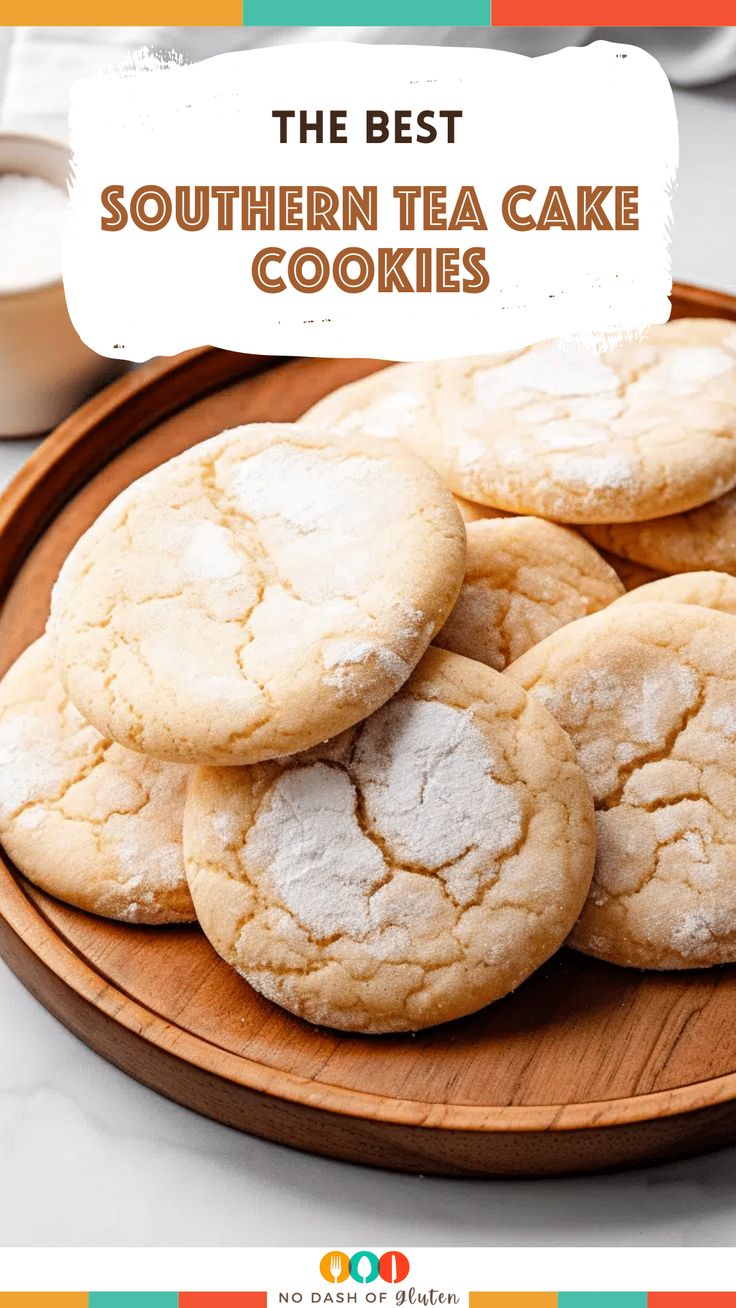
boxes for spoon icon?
[354,1255,372,1284]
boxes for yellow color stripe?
[0,2,240,20]
[470,1297,558,1308]
[0,1298,88,1308]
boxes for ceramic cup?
[0,132,123,437]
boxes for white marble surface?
[1,75,736,1248]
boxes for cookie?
[49,424,466,766]
[598,549,665,591]
[0,637,193,924]
[300,320,736,524]
[585,488,736,576]
[614,571,736,616]
[184,647,595,1033]
[434,518,624,670]
[508,603,736,969]
[454,496,510,524]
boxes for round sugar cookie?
[598,549,665,591]
[434,518,624,670]
[0,637,193,924]
[508,603,736,969]
[584,488,736,576]
[300,320,736,524]
[49,424,466,766]
[614,571,736,616]
[184,647,595,1033]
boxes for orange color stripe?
[470,1298,557,1308]
[0,1299,87,1308]
[0,2,240,20]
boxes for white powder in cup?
[0,173,67,293]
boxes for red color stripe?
[649,1299,736,1308]
[180,1297,267,1308]
[493,0,733,23]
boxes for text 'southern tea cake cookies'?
[0,637,194,924]
[300,319,736,525]
[49,424,466,766]
[184,648,595,1033]
[434,517,624,670]
[509,603,736,970]
[585,487,736,576]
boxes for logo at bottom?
[319,1252,411,1285]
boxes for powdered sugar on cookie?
[435,518,623,671]
[50,425,465,765]
[352,697,522,902]
[472,344,619,405]
[301,319,736,524]
[246,762,386,939]
[509,602,736,969]
[184,647,595,1033]
[0,637,194,924]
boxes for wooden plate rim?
[6,865,736,1134]
[3,284,736,1138]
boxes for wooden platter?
[2,283,736,1178]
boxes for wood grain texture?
[2,284,736,1177]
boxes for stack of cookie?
[0,317,735,1034]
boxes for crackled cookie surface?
[435,518,624,670]
[0,637,193,923]
[509,603,736,969]
[614,571,736,616]
[585,488,736,577]
[184,648,595,1033]
[49,425,465,765]
[301,320,736,524]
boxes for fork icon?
[330,1255,343,1284]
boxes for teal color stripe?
[243,0,489,24]
[559,1297,648,1308]
[89,1297,178,1308]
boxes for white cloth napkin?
[1,25,735,139]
